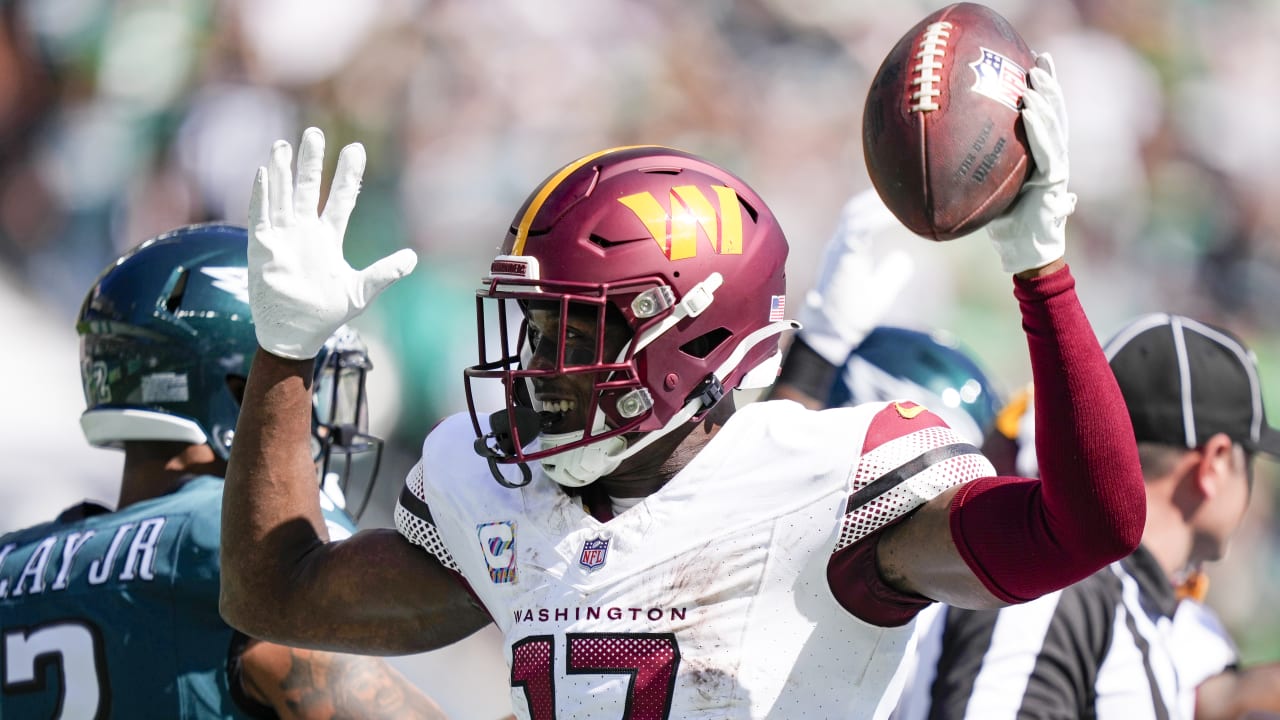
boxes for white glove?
[796,189,916,366]
[248,127,418,360]
[987,53,1078,274]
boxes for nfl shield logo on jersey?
[578,537,609,571]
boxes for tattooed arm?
[237,638,449,719]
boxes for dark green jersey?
[0,475,357,719]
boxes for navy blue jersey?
[0,475,356,719]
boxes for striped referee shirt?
[892,545,1236,720]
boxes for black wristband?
[775,336,842,405]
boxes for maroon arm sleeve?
[949,264,1145,603]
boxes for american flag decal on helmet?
[769,294,786,321]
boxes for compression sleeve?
[949,265,1145,603]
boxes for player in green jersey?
[0,225,447,719]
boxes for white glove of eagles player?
[796,189,916,366]
[248,127,418,360]
[987,53,1077,274]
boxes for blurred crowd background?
[3,0,1279,717]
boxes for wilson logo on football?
[618,185,743,261]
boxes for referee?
[893,314,1280,720]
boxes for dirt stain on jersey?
[690,666,734,701]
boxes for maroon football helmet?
[466,145,792,487]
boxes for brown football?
[862,3,1035,241]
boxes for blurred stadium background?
[2,1,1277,717]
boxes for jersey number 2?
[3,621,107,719]
[511,632,680,720]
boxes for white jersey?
[1168,599,1237,717]
[396,399,992,719]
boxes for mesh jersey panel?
[394,461,460,572]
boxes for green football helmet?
[830,325,1002,447]
[77,223,382,515]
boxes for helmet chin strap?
[538,416,627,487]
[539,318,796,488]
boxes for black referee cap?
[1105,313,1280,457]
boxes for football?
[862,3,1035,241]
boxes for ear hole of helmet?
[164,269,190,314]
[679,327,731,359]
[225,375,247,406]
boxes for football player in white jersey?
[221,58,1148,719]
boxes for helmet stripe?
[512,145,663,255]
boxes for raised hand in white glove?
[796,188,916,366]
[248,127,418,360]
[987,52,1077,275]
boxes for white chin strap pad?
[539,434,627,487]
[539,412,627,487]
